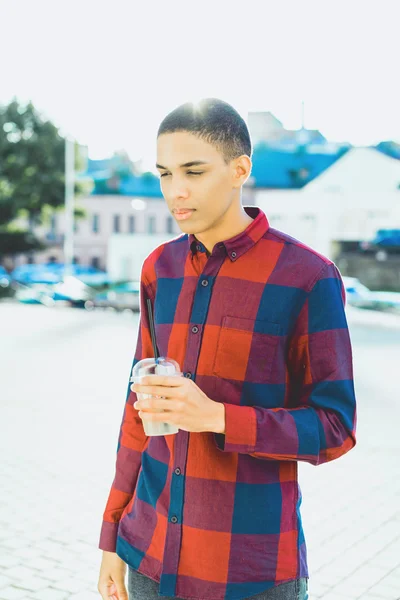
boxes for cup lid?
[131,357,181,377]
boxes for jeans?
[128,567,309,599]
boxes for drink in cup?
[130,357,182,436]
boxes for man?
[97,98,357,600]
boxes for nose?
[168,174,190,200]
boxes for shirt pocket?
[212,315,282,383]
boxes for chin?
[176,222,204,235]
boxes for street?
[0,302,399,600]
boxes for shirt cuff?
[99,521,119,552]
[214,403,257,454]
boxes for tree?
[0,98,92,258]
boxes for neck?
[196,202,254,254]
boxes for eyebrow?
[155,160,210,170]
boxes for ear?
[231,155,252,188]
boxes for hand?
[131,376,225,434]
[98,550,127,600]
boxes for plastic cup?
[130,357,182,436]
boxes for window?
[147,215,156,234]
[128,215,135,234]
[113,214,121,233]
[91,257,100,269]
[92,214,100,233]
[166,216,174,234]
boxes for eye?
[187,171,204,176]
[160,173,170,178]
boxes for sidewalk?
[0,304,399,599]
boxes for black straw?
[147,298,159,360]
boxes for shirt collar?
[189,206,269,261]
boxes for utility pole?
[63,136,74,278]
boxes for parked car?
[14,276,95,309]
[88,281,140,312]
[373,229,400,247]
[11,263,112,286]
[342,276,400,312]
[359,229,400,257]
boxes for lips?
[173,209,196,221]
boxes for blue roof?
[119,174,163,198]
[87,158,114,173]
[374,141,400,160]
[250,144,348,188]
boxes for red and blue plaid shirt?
[99,206,357,600]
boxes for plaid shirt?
[99,206,357,600]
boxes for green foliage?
[0,97,91,257]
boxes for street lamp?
[63,136,75,278]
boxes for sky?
[1,0,399,171]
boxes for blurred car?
[14,276,95,309]
[88,281,140,312]
[359,229,400,257]
[0,266,11,288]
[342,276,400,312]
[11,263,112,286]
[373,229,400,247]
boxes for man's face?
[156,131,237,236]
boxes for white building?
[255,147,400,259]
[14,196,181,270]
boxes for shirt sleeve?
[214,262,357,466]
[98,269,154,552]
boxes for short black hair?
[157,98,252,163]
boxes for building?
[247,110,328,147]
[255,147,400,259]
[19,195,182,271]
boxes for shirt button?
[201,279,208,287]
[171,516,178,524]
[192,326,199,334]
[174,467,181,475]
[185,372,192,379]
[231,251,237,258]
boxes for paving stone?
[68,592,101,600]
[0,557,20,570]
[25,556,65,571]
[0,586,30,600]
[0,576,13,591]
[28,587,68,600]
[52,578,86,594]
[366,581,400,600]
[12,576,49,592]
[1,567,38,583]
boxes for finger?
[106,582,117,600]
[134,398,179,411]
[115,581,129,600]
[137,375,184,387]
[132,384,181,398]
